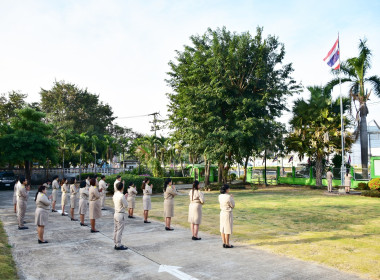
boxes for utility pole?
[149,112,160,158]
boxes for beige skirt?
[70,196,77,209]
[220,211,233,234]
[127,197,136,209]
[78,199,88,215]
[13,194,17,204]
[61,193,69,205]
[89,199,102,219]
[143,195,151,210]
[164,198,174,218]
[35,208,49,226]
[188,203,202,224]
[52,189,58,201]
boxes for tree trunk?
[24,160,31,183]
[360,111,368,179]
[243,156,249,183]
[264,150,267,186]
[315,154,323,186]
[218,162,223,184]
[204,159,210,186]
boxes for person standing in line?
[99,175,108,210]
[78,181,89,226]
[127,182,137,218]
[326,168,333,193]
[89,178,102,232]
[13,176,21,214]
[42,181,51,196]
[219,184,235,248]
[85,176,91,187]
[17,177,30,230]
[114,175,122,193]
[35,185,51,243]
[61,178,69,216]
[142,178,152,223]
[69,178,79,221]
[113,181,129,250]
[163,178,178,231]
[345,170,352,193]
[51,176,60,212]
[188,180,204,240]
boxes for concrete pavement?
[0,191,364,280]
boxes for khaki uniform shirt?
[113,191,128,213]
[36,193,51,210]
[89,186,100,201]
[52,180,60,190]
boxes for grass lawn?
[0,220,17,280]
[128,186,380,280]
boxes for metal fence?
[250,169,277,185]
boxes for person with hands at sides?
[69,178,79,221]
[17,177,30,230]
[13,176,21,214]
[61,178,69,216]
[35,185,52,243]
[78,180,89,226]
[142,178,153,223]
[99,175,108,210]
[127,182,137,218]
[188,180,204,240]
[89,178,102,232]
[219,184,235,248]
[113,181,129,250]
[51,175,60,212]
[163,178,178,231]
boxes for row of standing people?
[14,175,236,249]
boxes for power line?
[115,113,154,119]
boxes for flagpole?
[338,32,345,186]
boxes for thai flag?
[347,155,351,165]
[323,38,340,70]
[288,156,293,163]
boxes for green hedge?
[105,174,164,195]
[361,190,380,198]
[76,173,102,180]
[356,182,370,190]
[162,177,194,184]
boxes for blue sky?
[0,0,379,134]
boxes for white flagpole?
[338,32,345,186]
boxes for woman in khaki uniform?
[61,178,69,216]
[219,184,235,248]
[89,178,102,232]
[51,176,60,212]
[164,178,178,231]
[69,178,79,221]
[344,171,352,193]
[142,178,152,223]
[78,181,89,226]
[13,178,20,213]
[127,182,137,218]
[188,180,204,240]
[35,185,51,243]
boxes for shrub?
[105,174,164,195]
[368,178,380,190]
[356,182,370,190]
[229,173,237,181]
[76,173,102,180]
[286,172,293,178]
[361,190,380,198]
[163,177,194,184]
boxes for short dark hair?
[69,178,76,184]
[128,182,133,187]
[116,175,121,179]
[52,175,59,180]
[116,182,124,191]
[220,184,230,194]
[101,175,105,179]
[80,181,86,188]
[90,178,96,186]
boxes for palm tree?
[327,39,380,177]
[286,86,352,186]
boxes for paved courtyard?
[0,191,364,280]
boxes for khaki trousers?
[17,200,27,227]
[100,194,106,208]
[113,213,125,247]
[327,180,333,192]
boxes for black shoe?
[192,236,201,240]
[38,239,48,244]
[61,213,67,216]
[223,244,226,248]
[71,218,78,221]
[52,210,57,212]
[91,229,99,233]
[80,223,88,226]
[114,245,128,250]
[18,226,28,230]
[225,244,234,248]
[165,227,174,231]
[144,220,151,223]
[101,208,107,210]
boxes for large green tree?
[0,91,27,124]
[327,39,380,177]
[285,86,352,186]
[40,81,115,135]
[167,26,299,183]
[0,108,58,180]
